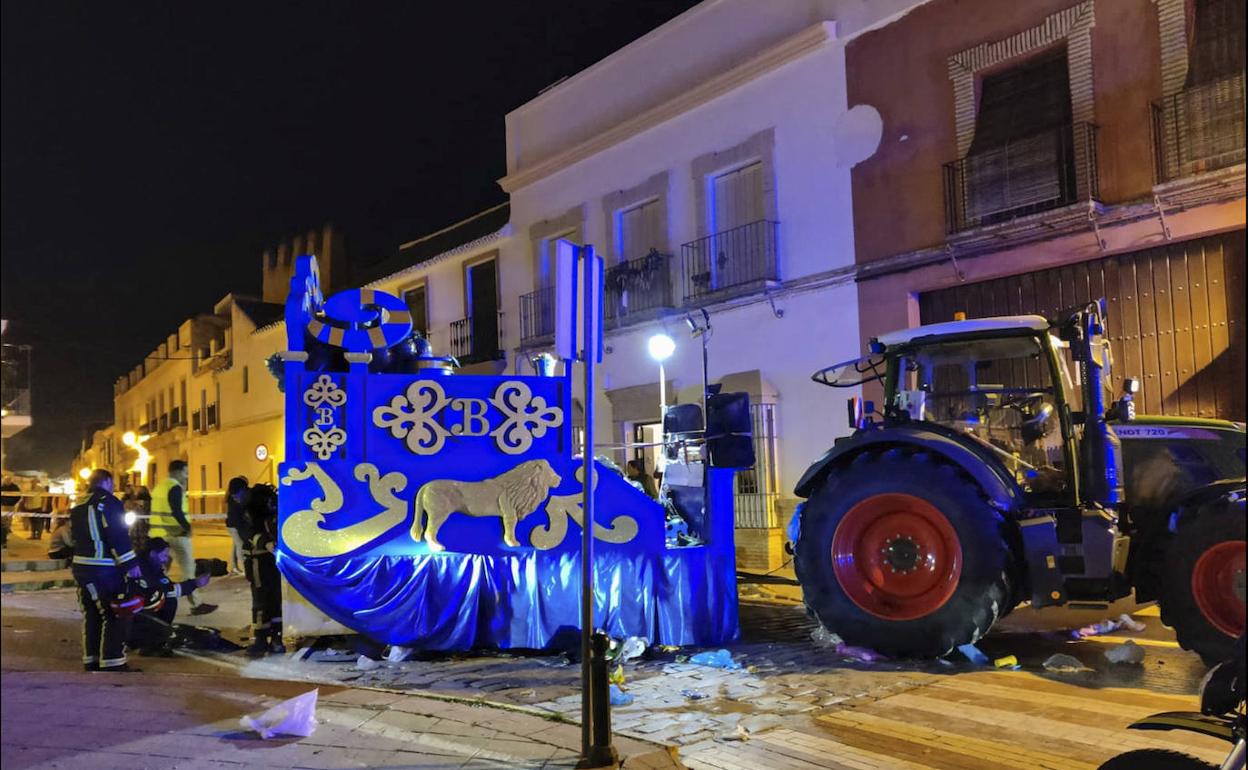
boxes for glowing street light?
[648,334,676,474]
[122,430,152,486]
[78,467,92,481]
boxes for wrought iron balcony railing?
[1152,72,1246,183]
[604,250,673,327]
[206,403,219,429]
[943,122,1099,234]
[680,220,779,304]
[519,287,555,346]
[192,409,203,432]
[158,414,170,433]
[450,313,504,366]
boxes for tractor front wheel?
[1160,492,1246,666]
[795,449,1016,658]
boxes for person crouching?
[126,537,211,656]
[71,469,140,672]
[244,484,285,657]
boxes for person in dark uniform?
[126,537,210,656]
[71,469,140,672]
[244,484,285,656]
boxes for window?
[457,257,500,363]
[964,50,1075,223]
[616,199,664,263]
[537,229,578,289]
[710,162,765,234]
[242,366,249,394]
[402,283,429,337]
[1186,0,1245,86]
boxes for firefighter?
[149,460,212,615]
[244,484,285,656]
[71,469,141,672]
[126,536,210,656]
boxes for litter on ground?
[689,649,742,670]
[1042,653,1094,674]
[957,643,990,666]
[1104,640,1145,665]
[608,684,634,706]
[1073,613,1148,638]
[681,689,708,700]
[240,690,319,739]
[355,655,380,671]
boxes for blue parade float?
[275,255,740,651]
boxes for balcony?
[206,403,219,429]
[191,409,203,432]
[605,250,673,327]
[450,313,504,366]
[1152,72,1246,183]
[519,287,555,346]
[943,122,1099,234]
[158,413,170,433]
[680,220,779,305]
[170,406,183,427]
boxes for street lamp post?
[647,334,675,473]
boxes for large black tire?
[795,449,1017,658]
[1098,749,1217,770]
[1160,490,1246,666]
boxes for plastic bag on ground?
[240,690,319,739]
[811,626,843,649]
[1104,640,1145,665]
[689,649,742,670]
[619,636,647,662]
[1116,613,1147,632]
[1042,653,1094,673]
[835,642,887,662]
[384,645,413,663]
[356,655,380,671]
[608,684,633,706]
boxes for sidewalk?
[0,669,682,770]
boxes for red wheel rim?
[831,493,963,621]
[1191,540,1246,638]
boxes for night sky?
[1,1,700,473]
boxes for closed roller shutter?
[918,230,1245,420]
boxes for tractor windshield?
[894,334,1068,494]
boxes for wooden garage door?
[919,230,1246,420]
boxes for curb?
[1,578,76,593]
[0,559,67,573]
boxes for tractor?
[793,301,1246,663]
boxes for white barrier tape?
[1,511,228,521]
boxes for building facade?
[846,0,1245,420]
[73,227,341,509]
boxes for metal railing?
[519,287,555,345]
[206,403,219,429]
[605,250,673,327]
[1152,72,1246,183]
[191,409,202,432]
[733,402,781,529]
[450,312,504,365]
[680,220,779,304]
[170,406,183,427]
[1,343,32,418]
[944,122,1099,233]
[158,413,169,433]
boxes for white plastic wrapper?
[240,689,319,739]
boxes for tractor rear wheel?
[795,449,1016,658]
[1160,493,1246,666]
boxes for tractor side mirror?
[1112,378,1138,422]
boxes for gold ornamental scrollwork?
[280,462,409,558]
[490,381,564,455]
[530,465,639,550]
[303,374,346,408]
[372,380,452,455]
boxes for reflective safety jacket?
[149,478,184,538]
[70,491,136,569]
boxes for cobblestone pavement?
[3,579,1221,769]
[0,670,679,770]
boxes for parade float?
[274,255,742,650]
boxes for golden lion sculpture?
[411,459,562,551]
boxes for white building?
[365,0,928,569]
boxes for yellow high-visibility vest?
[149,477,184,537]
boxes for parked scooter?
[1099,638,1245,769]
